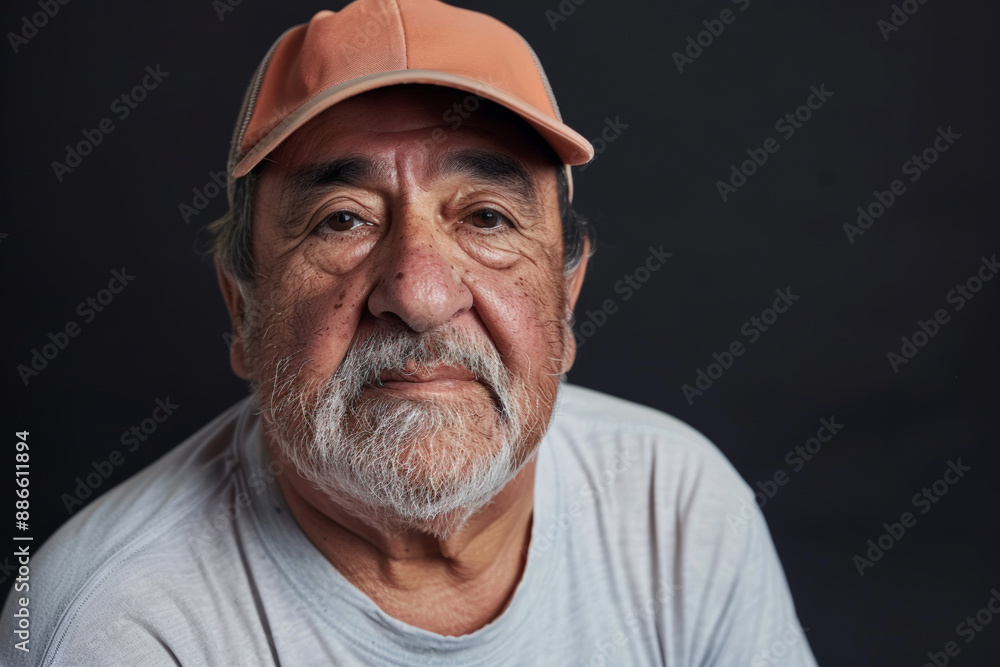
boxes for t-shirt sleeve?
[674,456,818,667]
[41,612,183,667]
[0,587,183,667]
[0,543,276,667]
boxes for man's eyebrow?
[436,149,537,205]
[290,156,384,192]
[276,156,387,232]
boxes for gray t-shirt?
[2,384,817,666]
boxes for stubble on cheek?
[238,265,336,428]
[500,256,574,447]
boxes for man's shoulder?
[548,390,815,667]
[553,384,738,468]
[549,383,752,505]
[1,397,256,665]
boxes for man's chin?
[287,426,519,533]
[304,463,513,539]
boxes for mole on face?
[395,272,404,280]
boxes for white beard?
[250,322,544,539]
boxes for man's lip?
[378,365,477,384]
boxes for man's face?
[224,86,586,536]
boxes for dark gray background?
[3,0,999,664]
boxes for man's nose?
[367,222,473,332]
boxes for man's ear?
[215,258,251,380]
[560,236,591,375]
[566,236,590,311]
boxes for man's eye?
[319,211,365,232]
[467,208,511,230]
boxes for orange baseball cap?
[227,0,594,198]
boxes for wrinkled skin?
[216,85,588,635]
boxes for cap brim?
[232,69,594,187]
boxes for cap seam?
[513,30,561,123]
[232,25,297,174]
[391,0,409,69]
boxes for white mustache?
[331,325,514,419]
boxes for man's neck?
[273,452,537,636]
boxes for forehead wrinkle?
[433,148,539,208]
[273,155,395,233]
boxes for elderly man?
[2,1,817,665]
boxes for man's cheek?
[475,268,565,344]
[241,274,336,367]
[281,288,368,374]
